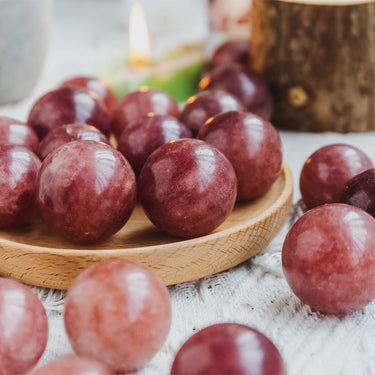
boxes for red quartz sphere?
[179,90,244,133]
[282,204,375,314]
[198,111,282,201]
[61,76,117,117]
[36,140,136,243]
[27,356,115,375]
[199,63,273,120]
[112,87,180,138]
[209,39,250,69]
[0,144,41,228]
[0,278,48,375]
[300,144,373,209]
[117,114,192,176]
[64,260,171,373]
[38,123,110,160]
[28,86,111,139]
[138,138,237,238]
[0,116,39,153]
[171,323,286,375]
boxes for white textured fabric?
[2,1,375,374]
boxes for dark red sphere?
[171,323,286,375]
[179,90,244,133]
[61,76,117,117]
[28,86,111,139]
[300,144,373,209]
[138,139,237,238]
[37,140,137,243]
[117,114,192,176]
[112,87,180,138]
[0,116,39,153]
[283,204,375,314]
[0,144,41,228]
[199,63,273,120]
[198,111,282,201]
[209,39,250,69]
[38,123,110,160]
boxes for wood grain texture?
[251,0,375,132]
[0,164,293,290]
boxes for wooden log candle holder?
[251,0,375,132]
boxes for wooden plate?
[0,164,293,290]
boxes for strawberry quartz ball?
[27,356,115,375]
[300,143,373,209]
[198,110,282,201]
[0,278,48,375]
[179,90,244,133]
[28,86,111,139]
[36,140,136,243]
[171,323,286,375]
[0,144,41,228]
[117,114,192,176]
[61,76,117,117]
[0,116,39,153]
[64,260,171,373]
[112,87,180,138]
[138,138,237,238]
[199,63,273,121]
[38,123,110,160]
[282,204,375,314]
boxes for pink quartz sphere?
[112,87,180,138]
[27,356,114,375]
[198,111,282,201]
[36,140,136,243]
[282,204,375,314]
[138,139,237,238]
[0,144,41,228]
[171,323,286,375]
[28,86,111,139]
[179,90,244,133]
[117,114,192,176]
[300,143,373,209]
[0,278,48,375]
[64,259,171,373]
[61,76,117,117]
[199,63,273,120]
[38,123,110,160]
[0,116,39,153]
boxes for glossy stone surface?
[37,141,136,243]
[339,169,375,217]
[209,39,250,69]
[0,278,48,375]
[300,144,373,209]
[138,139,237,238]
[27,356,115,375]
[199,63,273,120]
[198,111,282,201]
[38,123,110,160]
[0,144,41,228]
[117,114,192,176]
[64,260,171,373]
[283,204,375,314]
[179,90,244,133]
[112,87,180,138]
[171,323,286,375]
[0,116,39,153]
[28,86,111,139]
[61,76,117,117]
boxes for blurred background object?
[0,0,52,104]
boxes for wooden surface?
[251,0,375,132]
[0,164,293,290]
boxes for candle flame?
[129,2,150,65]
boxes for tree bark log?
[250,0,375,132]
